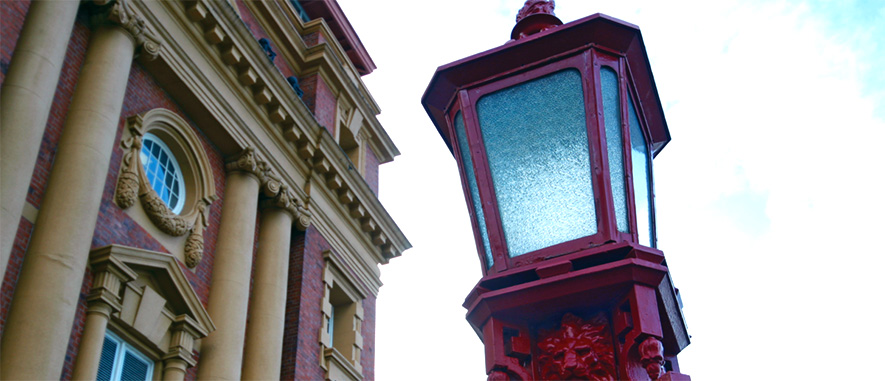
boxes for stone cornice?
[134,0,407,268]
[311,128,410,264]
[246,0,400,164]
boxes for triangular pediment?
[90,245,215,337]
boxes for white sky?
[337,0,885,379]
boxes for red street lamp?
[422,2,690,380]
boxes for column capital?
[259,185,312,230]
[356,128,371,144]
[89,0,160,61]
[224,147,264,178]
[88,254,139,314]
[258,161,282,197]
[163,315,206,368]
[224,147,263,178]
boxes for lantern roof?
[422,13,671,157]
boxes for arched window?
[140,133,186,214]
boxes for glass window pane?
[628,93,654,247]
[601,66,629,233]
[477,69,597,257]
[454,112,494,268]
[140,133,186,214]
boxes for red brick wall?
[282,226,327,380]
[0,0,29,83]
[280,226,379,380]
[361,293,377,380]
[3,3,377,381]
[234,0,297,79]
[299,73,338,134]
[302,31,327,48]
[0,5,226,378]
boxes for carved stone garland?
[115,121,211,269]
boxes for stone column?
[241,186,300,380]
[0,2,159,379]
[71,255,137,380]
[196,148,262,380]
[0,0,80,278]
[163,315,206,381]
[163,360,189,381]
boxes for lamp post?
[422,2,690,380]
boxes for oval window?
[140,133,186,214]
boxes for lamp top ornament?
[512,0,563,40]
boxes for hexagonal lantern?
[422,2,690,380]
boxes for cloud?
[339,0,884,379]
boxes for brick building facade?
[0,0,409,380]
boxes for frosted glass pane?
[628,93,654,247]
[454,112,494,268]
[477,69,597,257]
[601,67,629,233]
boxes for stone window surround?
[319,250,368,381]
[114,108,217,269]
[75,244,215,380]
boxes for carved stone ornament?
[639,337,666,380]
[90,0,160,60]
[259,183,312,231]
[114,118,210,268]
[225,147,261,176]
[115,133,142,209]
[140,190,191,236]
[537,313,617,380]
[184,202,209,268]
[259,161,282,197]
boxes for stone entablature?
[131,0,409,283]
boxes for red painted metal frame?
[445,104,495,271]
[445,47,662,276]
[423,14,672,277]
[423,12,690,379]
[622,61,659,247]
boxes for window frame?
[97,331,155,381]
[140,132,186,214]
[456,52,614,272]
[448,47,660,276]
[319,251,366,380]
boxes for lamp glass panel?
[455,112,494,267]
[477,69,597,257]
[601,66,629,233]
[628,93,654,247]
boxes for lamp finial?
[512,0,562,40]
